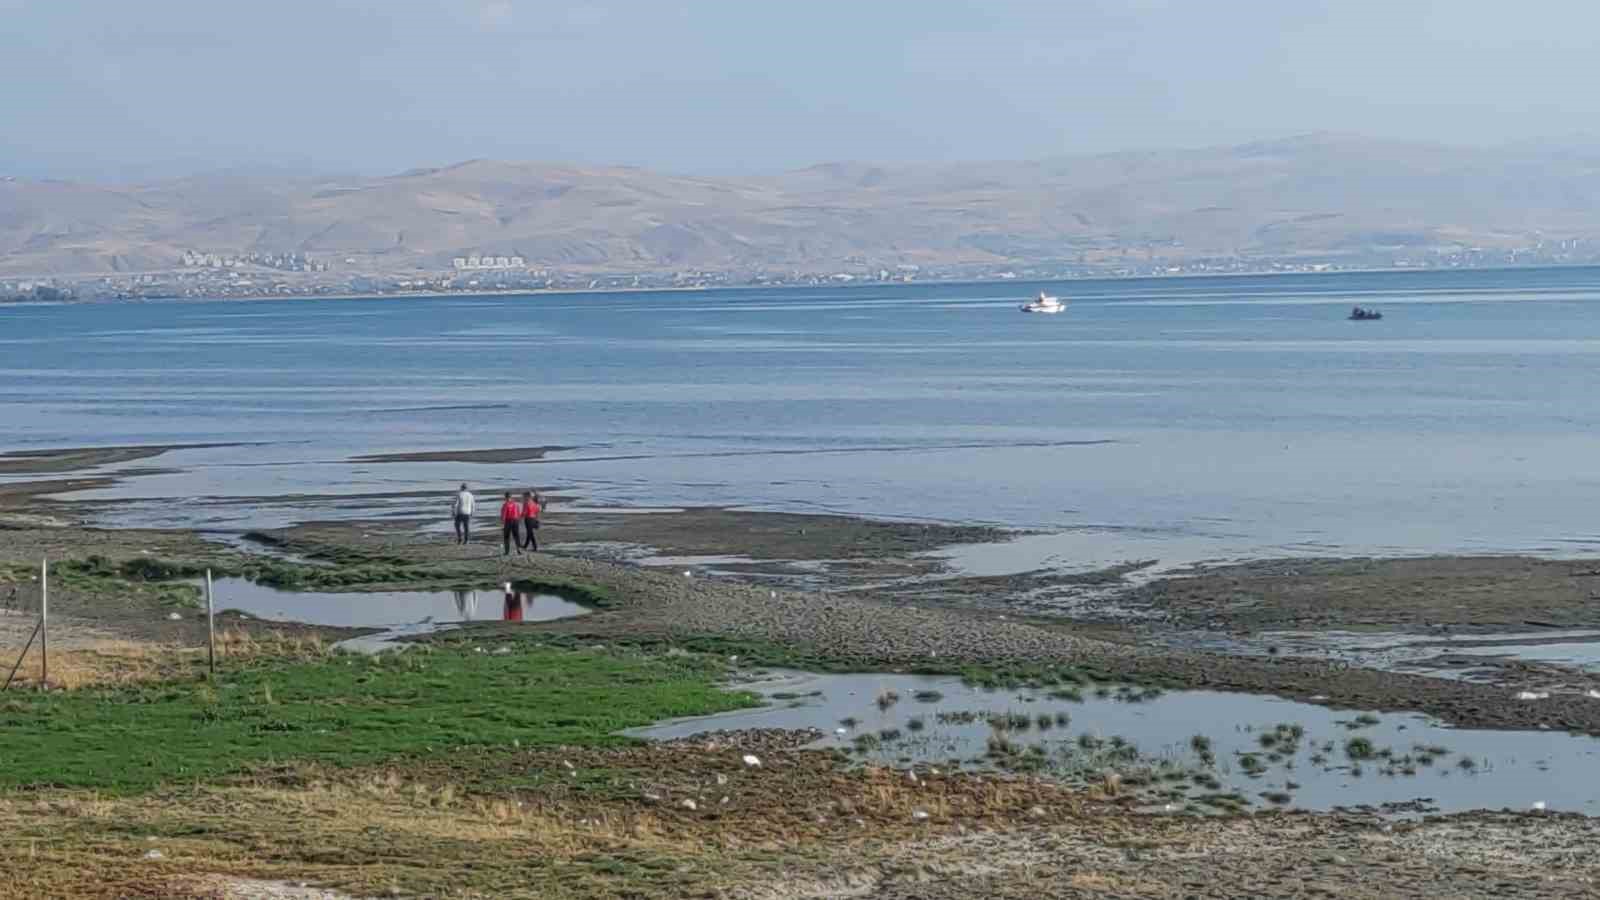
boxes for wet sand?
[0,443,240,475]
[348,445,576,464]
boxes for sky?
[2,0,1597,181]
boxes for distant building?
[452,257,468,270]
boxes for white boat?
[1020,291,1064,313]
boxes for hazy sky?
[2,0,1596,180]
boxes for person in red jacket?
[520,490,542,551]
[499,492,522,556]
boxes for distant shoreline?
[6,260,1600,308]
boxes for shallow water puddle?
[204,577,591,629]
[629,671,1600,815]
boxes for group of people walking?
[450,483,544,555]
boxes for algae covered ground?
[0,642,753,792]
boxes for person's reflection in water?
[452,589,477,621]
[503,588,524,622]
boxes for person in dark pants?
[499,491,522,556]
[451,483,475,544]
[520,490,542,551]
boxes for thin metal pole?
[205,568,216,676]
[38,557,47,688]
[3,620,41,691]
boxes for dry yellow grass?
[0,767,758,898]
[0,746,1108,899]
[2,627,329,690]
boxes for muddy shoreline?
[7,483,1600,735]
[348,445,577,464]
[9,457,1600,730]
[0,443,244,475]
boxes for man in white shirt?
[451,483,476,544]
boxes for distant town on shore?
[8,133,1600,302]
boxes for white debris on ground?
[1515,691,1551,700]
[742,754,762,768]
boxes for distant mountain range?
[6,133,1600,278]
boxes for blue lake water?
[5,268,1600,569]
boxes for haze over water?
[6,267,1600,569]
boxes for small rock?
[742,754,762,768]
[720,795,730,805]
[1029,806,1047,819]
[143,849,164,860]
[715,773,728,785]
[642,792,663,803]
[563,760,575,770]
[680,798,698,811]
[493,647,511,655]
[911,809,929,821]
[165,612,182,621]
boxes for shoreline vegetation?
[5,466,1600,894]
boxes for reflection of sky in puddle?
[927,529,1248,578]
[630,671,1600,815]
[205,577,590,628]
[1170,630,1600,682]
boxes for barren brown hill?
[6,133,1600,277]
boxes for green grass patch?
[0,646,753,793]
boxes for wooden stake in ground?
[206,568,216,676]
[39,556,47,688]
[2,620,40,691]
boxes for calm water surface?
[6,268,1600,568]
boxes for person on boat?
[520,490,542,551]
[451,483,475,545]
[499,491,523,556]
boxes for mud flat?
[6,498,1600,734]
[349,445,576,464]
[0,443,241,475]
[1123,555,1600,632]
